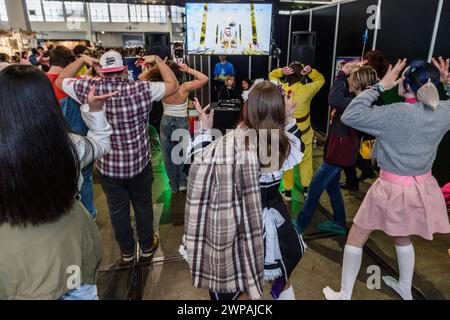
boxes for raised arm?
[138,64,156,81]
[341,59,407,137]
[142,56,179,98]
[432,57,450,96]
[269,67,285,82]
[303,68,326,94]
[71,85,116,169]
[179,63,209,92]
[186,98,216,162]
[328,61,364,113]
[55,55,98,90]
[328,72,354,113]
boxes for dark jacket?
[323,71,359,167]
[219,85,241,100]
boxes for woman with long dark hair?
[183,81,306,300]
[0,65,115,299]
[323,58,450,300]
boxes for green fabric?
[380,86,403,104]
[0,201,102,300]
[291,164,304,219]
[380,83,448,104]
[280,164,304,219]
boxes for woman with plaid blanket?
[183,81,306,300]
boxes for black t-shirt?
[219,86,241,100]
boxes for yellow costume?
[269,68,325,192]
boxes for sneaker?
[120,251,135,265]
[281,190,292,202]
[140,235,160,262]
[316,220,347,235]
[292,219,304,235]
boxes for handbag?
[360,139,375,160]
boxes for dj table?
[211,99,242,134]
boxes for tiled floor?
[94,141,450,300]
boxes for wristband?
[369,83,385,93]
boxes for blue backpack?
[60,96,88,136]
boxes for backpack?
[60,96,89,136]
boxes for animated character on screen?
[219,24,238,49]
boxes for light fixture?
[101,31,105,34]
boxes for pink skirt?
[354,170,450,240]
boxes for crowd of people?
[0,42,449,301]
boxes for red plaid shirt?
[63,77,165,179]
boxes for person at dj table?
[269,62,325,201]
[218,75,241,101]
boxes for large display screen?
[186,3,273,55]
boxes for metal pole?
[372,0,382,50]
[286,14,292,65]
[428,0,443,62]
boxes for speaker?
[144,32,171,58]
[290,31,316,66]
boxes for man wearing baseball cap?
[56,50,179,264]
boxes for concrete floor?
[93,139,450,300]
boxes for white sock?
[323,245,363,300]
[382,244,414,300]
[276,285,296,300]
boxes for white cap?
[98,51,126,74]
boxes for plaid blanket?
[185,130,264,300]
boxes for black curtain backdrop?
[376,0,440,62]
[431,0,450,186]
[308,6,337,135]
[272,14,291,68]
[336,0,378,57]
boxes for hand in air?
[432,56,450,85]
[379,58,407,91]
[178,63,189,72]
[300,65,312,76]
[87,85,118,112]
[341,60,367,76]
[282,66,294,76]
[143,55,158,64]
[82,55,99,67]
[193,97,214,130]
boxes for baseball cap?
[98,51,126,74]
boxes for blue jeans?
[80,162,97,219]
[61,284,98,300]
[160,115,189,192]
[296,162,346,229]
[61,96,96,219]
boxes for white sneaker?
[323,287,341,300]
